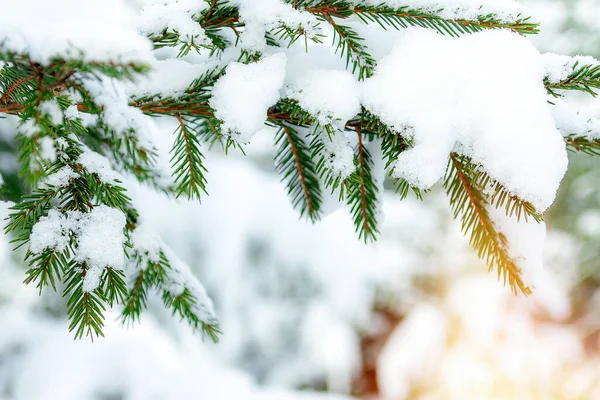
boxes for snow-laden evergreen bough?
[1,0,599,340]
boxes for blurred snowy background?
[1,0,600,399]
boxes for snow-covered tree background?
[1,0,600,399]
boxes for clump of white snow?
[285,69,361,125]
[77,151,121,184]
[138,0,209,44]
[38,137,57,163]
[74,206,126,290]
[210,53,287,143]
[29,209,71,255]
[131,223,162,264]
[29,205,126,292]
[318,129,356,180]
[550,98,600,140]
[361,28,567,212]
[82,76,157,150]
[18,119,40,138]
[543,53,600,84]
[42,166,79,187]
[0,0,152,64]
[39,100,63,126]
[231,0,320,50]
[126,59,212,98]
[64,105,79,120]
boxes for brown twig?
[356,127,370,234]
[0,75,36,104]
[282,124,314,215]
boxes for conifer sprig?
[171,113,208,200]
[274,123,322,221]
[445,154,532,295]
[122,249,221,343]
[346,129,379,242]
[320,13,376,79]
[101,267,128,307]
[349,4,539,36]
[162,287,221,343]
[564,135,600,156]
[545,61,600,98]
[122,266,153,325]
[64,265,107,341]
[309,125,349,194]
[352,110,425,200]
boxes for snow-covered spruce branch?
[564,135,600,156]
[0,59,219,339]
[123,244,220,342]
[303,1,539,35]
[142,0,538,79]
[171,113,208,199]
[1,50,597,299]
[198,1,540,35]
[1,0,600,339]
[143,0,539,60]
[544,54,600,97]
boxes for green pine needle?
[64,265,107,341]
[565,135,600,156]
[444,154,533,295]
[162,288,222,344]
[546,61,600,98]
[170,113,208,200]
[275,123,323,222]
[346,131,379,242]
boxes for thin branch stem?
[1,74,36,103]
[175,113,198,190]
[356,128,370,234]
[283,125,314,215]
